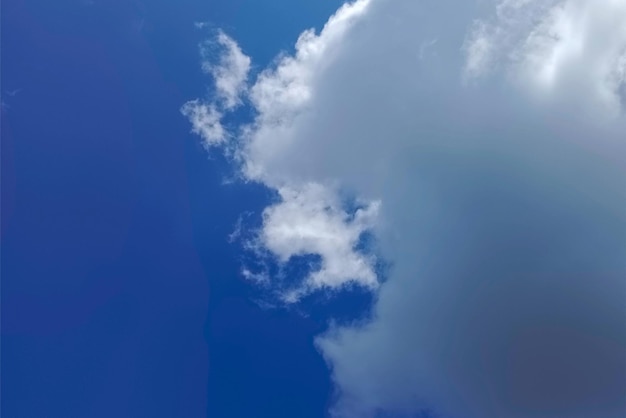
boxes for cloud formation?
[180,101,226,145]
[260,183,380,302]
[181,30,251,145]
[183,0,626,417]
[184,1,379,299]
[203,30,251,110]
[464,0,626,115]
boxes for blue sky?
[3,1,626,418]
[2,0,348,417]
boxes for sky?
[2,1,626,418]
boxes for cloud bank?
[183,1,626,417]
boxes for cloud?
[202,30,251,110]
[180,101,226,145]
[259,183,380,302]
[464,0,626,115]
[181,30,251,146]
[184,0,626,417]
[240,0,373,183]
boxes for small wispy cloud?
[180,100,227,146]
[201,30,251,110]
[181,30,251,147]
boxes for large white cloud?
[184,0,626,417]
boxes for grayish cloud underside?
[183,0,626,417]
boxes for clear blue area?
[0,0,369,417]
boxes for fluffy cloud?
[202,30,251,110]
[180,101,226,145]
[184,0,626,417]
[259,183,380,302]
[464,0,626,115]
[181,30,251,145]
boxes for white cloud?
[259,183,380,302]
[184,0,626,417]
[240,0,373,183]
[180,30,251,146]
[240,267,270,285]
[202,30,251,110]
[180,100,226,145]
[183,0,382,301]
[464,0,626,115]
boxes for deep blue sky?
[1,0,359,416]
